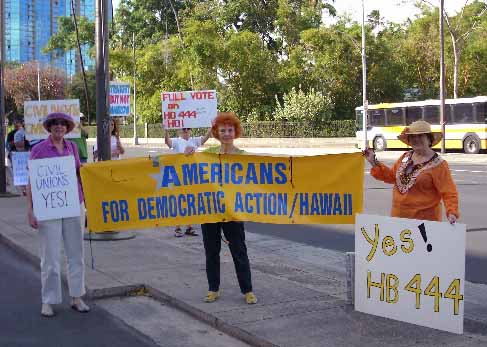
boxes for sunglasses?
[51,120,68,126]
[182,128,191,131]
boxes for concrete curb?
[0,231,277,347]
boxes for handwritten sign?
[355,214,466,334]
[28,156,80,221]
[110,82,131,117]
[161,90,217,129]
[24,99,81,140]
[11,151,29,186]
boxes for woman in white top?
[93,118,125,160]
[164,127,212,237]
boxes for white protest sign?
[355,214,466,334]
[109,82,131,117]
[11,151,30,186]
[161,90,217,129]
[28,156,80,221]
[24,99,81,140]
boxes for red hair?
[211,112,243,140]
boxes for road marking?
[452,169,487,173]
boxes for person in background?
[189,112,257,305]
[26,112,89,318]
[70,114,89,163]
[6,118,23,156]
[6,118,29,193]
[164,126,212,237]
[11,120,30,195]
[363,120,459,224]
[93,118,125,160]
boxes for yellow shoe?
[204,291,220,303]
[245,292,257,304]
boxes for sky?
[331,0,467,24]
[111,0,468,24]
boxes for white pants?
[38,205,85,304]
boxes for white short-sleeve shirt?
[171,137,203,153]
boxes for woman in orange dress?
[363,120,458,224]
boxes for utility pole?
[37,61,41,101]
[133,32,138,145]
[361,0,368,150]
[439,0,446,154]
[87,0,135,241]
[0,0,6,194]
[95,0,110,161]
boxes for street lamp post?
[0,0,7,194]
[133,32,138,145]
[95,0,110,161]
[439,0,446,154]
[361,0,368,150]
[37,60,41,101]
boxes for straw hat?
[397,120,442,147]
[43,112,76,134]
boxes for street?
[0,240,252,347]
[0,241,162,347]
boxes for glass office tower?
[4,0,95,75]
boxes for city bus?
[355,96,487,154]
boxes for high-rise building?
[4,0,95,76]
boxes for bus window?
[406,106,422,124]
[368,109,385,126]
[424,105,440,124]
[474,102,487,123]
[356,110,363,129]
[452,103,474,123]
[446,105,454,124]
[386,108,404,125]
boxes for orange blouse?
[370,151,459,222]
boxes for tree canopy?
[38,0,487,124]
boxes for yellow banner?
[81,152,364,232]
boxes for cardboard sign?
[11,151,29,186]
[161,90,217,129]
[110,82,131,117]
[29,156,80,221]
[24,99,81,140]
[355,214,466,334]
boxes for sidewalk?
[1,197,487,346]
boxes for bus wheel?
[463,135,480,154]
[373,136,387,152]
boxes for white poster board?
[161,90,217,129]
[355,214,465,334]
[11,152,30,186]
[28,156,80,221]
[109,82,131,117]
[24,99,81,140]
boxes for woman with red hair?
[200,112,257,305]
